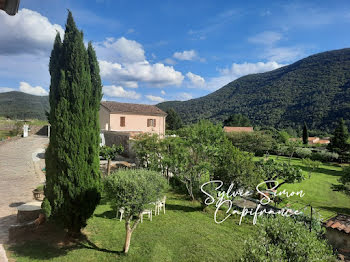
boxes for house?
[289,137,330,145]
[0,0,20,15]
[325,214,350,251]
[100,101,167,137]
[223,126,254,133]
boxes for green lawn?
[261,156,350,219]
[7,192,256,262]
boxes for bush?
[295,148,312,159]
[241,216,336,262]
[311,150,339,162]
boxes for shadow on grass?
[77,238,123,255]
[165,203,202,212]
[293,165,342,177]
[318,206,350,216]
[94,210,117,219]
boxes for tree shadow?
[293,165,342,177]
[318,206,350,216]
[76,238,123,255]
[165,204,202,212]
[94,210,117,219]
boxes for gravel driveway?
[0,135,48,245]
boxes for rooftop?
[223,126,254,132]
[325,214,350,234]
[101,101,167,116]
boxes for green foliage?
[241,216,336,262]
[295,148,312,159]
[223,114,251,127]
[104,169,167,252]
[41,198,52,218]
[44,11,102,235]
[276,130,290,144]
[226,131,276,156]
[133,133,161,169]
[0,91,49,120]
[165,108,183,130]
[157,48,350,131]
[311,150,339,162]
[303,122,308,145]
[99,145,123,160]
[339,166,350,195]
[328,118,350,154]
[256,159,304,189]
[301,158,321,178]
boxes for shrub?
[295,148,312,159]
[241,216,336,262]
[311,150,339,162]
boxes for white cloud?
[0,87,15,93]
[248,31,282,45]
[103,85,141,99]
[96,37,185,88]
[95,37,145,63]
[262,47,304,62]
[205,61,285,91]
[164,58,176,65]
[146,95,165,103]
[176,92,193,101]
[0,8,64,55]
[173,50,198,61]
[186,72,205,87]
[99,60,184,87]
[19,82,48,96]
[161,90,166,95]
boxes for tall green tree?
[44,11,102,236]
[328,118,350,153]
[302,122,308,145]
[165,108,183,130]
[223,114,251,127]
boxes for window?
[120,116,125,127]
[147,119,156,127]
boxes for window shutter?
[154,119,156,127]
[120,117,125,127]
[147,119,150,127]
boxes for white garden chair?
[118,207,125,221]
[140,209,152,223]
[155,196,166,215]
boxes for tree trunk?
[107,159,111,176]
[123,227,132,253]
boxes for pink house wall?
[100,108,166,137]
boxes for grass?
[258,155,350,219]
[0,130,13,140]
[7,192,256,262]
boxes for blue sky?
[1,0,350,104]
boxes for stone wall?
[326,228,350,250]
[102,131,134,158]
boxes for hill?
[0,91,49,120]
[157,48,350,131]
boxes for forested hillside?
[158,48,350,131]
[0,91,49,120]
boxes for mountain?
[157,48,350,131]
[0,91,49,120]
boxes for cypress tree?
[44,11,101,236]
[165,108,183,130]
[302,122,308,145]
[328,118,350,153]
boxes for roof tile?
[101,101,167,116]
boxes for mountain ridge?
[157,48,350,131]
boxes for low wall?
[326,228,350,250]
[102,131,133,158]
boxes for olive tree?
[99,144,123,176]
[104,169,167,253]
[301,158,321,178]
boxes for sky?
[1,0,350,104]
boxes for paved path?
[0,135,48,248]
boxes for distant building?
[223,126,254,133]
[0,0,20,15]
[289,136,330,145]
[325,214,350,251]
[99,101,167,137]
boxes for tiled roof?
[101,101,167,116]
[223,126,254,132]
[325,214,350,234]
